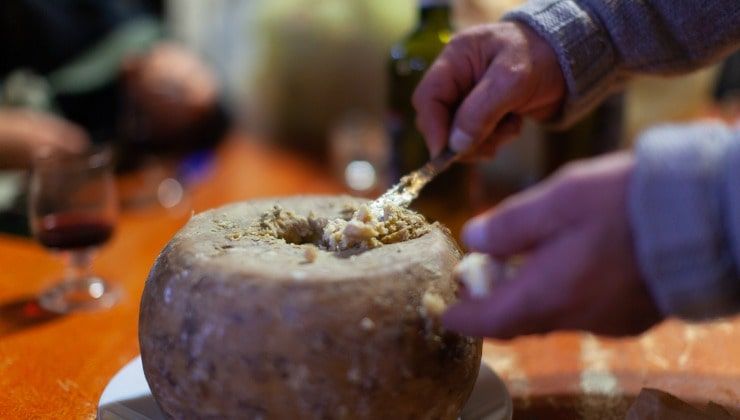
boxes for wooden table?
[0,135,738,418]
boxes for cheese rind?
[139,196,482,419]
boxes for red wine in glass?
[29,147,120,313]
[37,213,114,250]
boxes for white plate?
[98,356,512,420]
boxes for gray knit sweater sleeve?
[629,123,740,319]
[503,0,740,319]
[504,0,740,126]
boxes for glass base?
[39,276,120,314]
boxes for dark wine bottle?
[543,94,624,174]
[387,0,470,228]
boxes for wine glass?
[29,147,120,313]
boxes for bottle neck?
[419,4,451,29]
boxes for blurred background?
[1,0,739,236]
[2,2,738,415]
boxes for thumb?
[462,182,561,257]
[442,269,554,339]
[443,232,578,338]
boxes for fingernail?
[462,217,486,250]
[449,129,474,153]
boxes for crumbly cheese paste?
[246,202,430,252]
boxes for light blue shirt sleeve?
[629,123,740,319]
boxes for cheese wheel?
[139,196,482,419]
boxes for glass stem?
[65,249,94,282]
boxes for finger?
[21,112,89,153]
[442,266,552,338]
[412,57,461,157]
[414,99,450,158]
[449,54,530,153]
[462,183,560,257]
[460,114,523,161]
[43,119,90,153]
[55,128,89,153]
[443,233,580,338]
[413,41,485,157]
[33,135,86,159]
[442,286,553,339]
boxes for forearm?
[629,122,740,319]
[505,0,740,126]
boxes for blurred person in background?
[0,0,227,169]
[411,0,740,338]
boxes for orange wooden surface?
[0,134,738,418]
[0,135,341,419]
